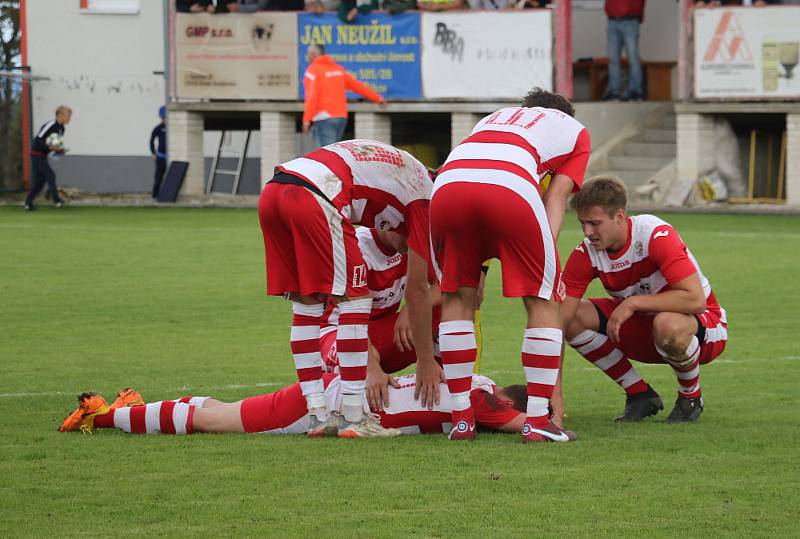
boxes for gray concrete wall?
[54,155,157,193]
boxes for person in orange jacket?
[302,44,386,148]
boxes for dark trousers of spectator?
[153,157,167,198]
[311,117,348,149]
[26,155,63,206]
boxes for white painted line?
[0,381,285,399]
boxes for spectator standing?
[604,0,645,101]
[24,106,71,211]
[150,106,167,200]
[176,0,238,13]
[302,44,385,148]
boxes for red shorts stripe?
[178,396,192,404]
[159,401,177,434]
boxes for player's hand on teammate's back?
[366,361,398,412]
[607,298,636,343]
[414,358,442,409]
[393,308,414,352]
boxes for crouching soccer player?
[58,374,528,436]
[561,176,728,422]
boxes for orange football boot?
[110,388,144,409]
[58,392,110,433]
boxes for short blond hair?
[570,175,628,217]
[55,105,72,116]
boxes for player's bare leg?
[565,299,661,422]
[192,401,246,433]
[289,293,333,436]
[520,296,576,443]
[440,286,479,440]
[652,312,705,422]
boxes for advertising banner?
[694,7,800,99]
[297,12,422,99]
[175,13,298,100]
[421,11,552,99]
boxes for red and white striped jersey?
[437,106,591,193]
[320,227,408,336]
[563,214,723,313]
[251,373,520,435]
[356,227,407,319]
[277,139,432,260]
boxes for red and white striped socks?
[93,397,209,434]
[439,320,477,426]
[291,302,326,415]
[336,298,372,423]
[658,336,702,399]
[522,328,562,428]
[567,330,649,396]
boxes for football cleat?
[666,396,704,423]
[306,412,342,438]
[58,392,110,433]
[110,388,145,409]
[614,385,664,422]
[448,419,477,441]
[521,421,577,443]
[338,413,401,439]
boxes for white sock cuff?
[567,329,597,346]
[292,302,325,317]
[524,327,563,342]
[440,320,475,334]
[526,396,549,417]
[338,298,372,314]
[525,328,564,342]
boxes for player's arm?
[366,340,399,412]
[149,128,157,156]
[344,72,385,104]
[395,282,440,352]
[497,414,526,433]
[406,248,441,408]
[542,173,574,241]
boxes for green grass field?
[1,206,798,537]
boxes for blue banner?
[297,12,422,100]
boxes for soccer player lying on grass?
[58,374,528,437]
[560,176,728,423]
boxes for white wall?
[26,0,165,157]
[573,1,679,62]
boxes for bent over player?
[430,88,590,442]
[59,374,527,437]
[562,176,728,422]
[258,139,438,438]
